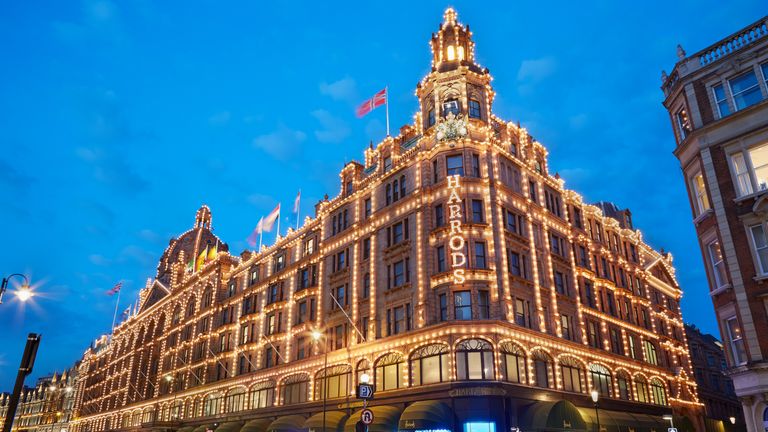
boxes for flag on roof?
[106,281,122,296]
[356,88,387,118]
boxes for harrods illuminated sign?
[447,174,466,284]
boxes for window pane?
[751,225,768,274]
[729,72,762,110]
[713,85,731,117]
[456,353,467,380]
[384,364,398,390]
[421,355,441,384]
[468,352,482,379]
[732,153,753,196]
[749,144,768,192]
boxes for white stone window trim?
[747,221,768,276]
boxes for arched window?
[142,407,155,424]
[171,399,183,420]
[532,350,553,388]
[186,296,196,317]
[560,357,584,393]
[282,374,309,405]
[650,378,667,405]
[456,339,494,380]
[457,46,465,61]
[386,184,392,205]
[356,359,371,383]
[248,380,275,409]
[399,175,406,198]
[375,353,405,391]
[635,376,650,403]
[589,364,612,397]
[315,365,352,399]
[225,387,246,413]
[172,305,182,326]
[500,342,526,384]
[447,45,455,61]
[616,371,631,400]
[392,179,399,201]
[203,392,222,417]
[132,410,142,426]
[411,344,449,385]
[202,287,213,309]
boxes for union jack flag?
[106,281,122,296]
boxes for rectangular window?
[675,108,692,139]
[514,298,528,328]
[587,321,600,348]
[468,99,481,119]
[362,273,370,299]
[471,153,480,177]
[508,250,522,277]
[560,314,571,340]
[474,242,487,269]
[471,199,484,223]
[528,180,537,203]
[478,290,490,319]
[554,270,567,295]
[446,154,464,176]
[454,291,472,320]
[435,204,444,227]
[364,198,371,218]
[436,246,446,272]
[383,156,392,173]
[691,172,711,215]
[750,224,768,275]
[713,84,731,117]
[439,293,448,321]
[707,240,730,287]
[584,280,595,308]
[729,71,763,111]
[391,258,409,287]
[363,237,371,260]
[726,316,747,365]
[610,328,623,354]
[628,334,638,359]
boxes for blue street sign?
[357,383,374,400]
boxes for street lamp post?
[663,414,675,430]
[0,274,33,304]
[312,330,329,432]
[590,390,601,432]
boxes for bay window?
[691,172,710,215]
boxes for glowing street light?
[590,390,601,432]
[0,274,32,304]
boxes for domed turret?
[429,8,481,73]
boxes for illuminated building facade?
[661,15,768,432]
[0,368,78,432]
[72,8,702,432]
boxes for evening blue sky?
[0,1,764,390]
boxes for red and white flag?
[293,190,301,214]
[246,217,264,247]
[356,88,387,118]
[106,281,122,296]
[262,203,280,232]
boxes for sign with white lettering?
[356,383,374,400]
[446,174,466,284]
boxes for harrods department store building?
[72,9,704,432]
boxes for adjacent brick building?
[685,324,742,430]
[70,8,704,432]
[661,15,768,432]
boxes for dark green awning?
[579,408,670,432]
[267,415,307,432]
[177,427,196,432]
[398,400,452,431]
[303,411,349,432]
[240,418,274,432]
[192,426,211,432]
[216,422,244,432]
[519,400,588,431]
[343,406,401,432]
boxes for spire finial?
[443,7,457,26]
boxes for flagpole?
[111,289,121,331]
[276,206,281,239]
[385,86,390,137]
[296,190,301,231]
